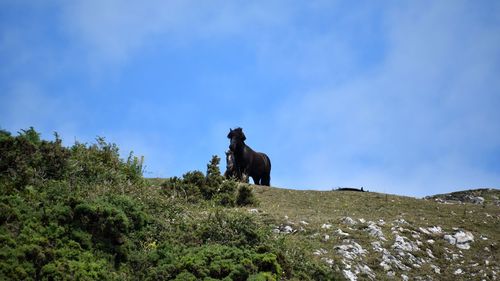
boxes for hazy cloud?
[271,1,500,195]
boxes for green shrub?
[0,128,71,192]
[68,137,143,187]
[72,195,148,266]
[203,155,224,199]
[0,127,336,280]
[160,158,257,208]
[196,210,262,247]
[145,244,280,281]
[236,184,258,206]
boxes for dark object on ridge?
[335,187,365,192]
[227,127,271,186]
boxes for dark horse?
[227,128,271,186]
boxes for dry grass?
[251,185,500,279]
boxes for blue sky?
[1,1,499,197]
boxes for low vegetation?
[0,128,337,281]
[2,127,498,280]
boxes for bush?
[0,127,334,280]
[73,195,148,266]
[195,210,263,247]
[203,155,224,199]
[0,128,144,195]
[0,128,70,193]
[145,244,281,280]
[236,184,258,206]
[68,137,144,187]
[161,164,247,207]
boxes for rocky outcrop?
[306,216,498,280]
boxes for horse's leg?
[261,174,270,186]
[252,176,260,185]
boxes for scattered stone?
[419,227,431,235]
[313,248,327,256]
[427,239,435,244]
[357,264,375,280]
[469,196,485,204]
[375,243,411,271]
[393,235,420,252]
[343,269,357,281]
[283,225,294,233]
[444,234,455,244]
[335,240,366,260]
[394,218,409,225]
[248,208,259,213]
[445,230,474,250]
[323,234,330,242]
[454,268,463,275]
[431,264,441,274]
[419,226,442,235]
[342,217,357,225]
[321,223,332,229]
[335,229,350,236]
[366,222,386,241]
[323,258,334,265]
[428,226,442,234]
[274,225,294,234]
[358,218,366,224]
[300,220,309,225]
[401,274,409,281]
[427,248,435,259]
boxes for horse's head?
[227,127,246,152]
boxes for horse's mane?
[227,127,246,141]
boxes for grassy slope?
[248,186,500,280]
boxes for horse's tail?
[261,153,271,186]
[264,154,271,173]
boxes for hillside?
[251,186,499,280]
[1,128,498,280]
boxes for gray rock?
[335,229,350,236]
[393,235,420,252]
[313,248,327,256]
[445,230,474,250]
[321,223,332,229]
[342,217,357,225]
[274,225,294,234]
[444,234,456,245]
[468,196,485,204]
[343,269,357,281]
[366,222,386,241]
[454,268,463,275]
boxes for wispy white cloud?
[0,81,83,141]
[270,1,500,195]
[60,1,295,64]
